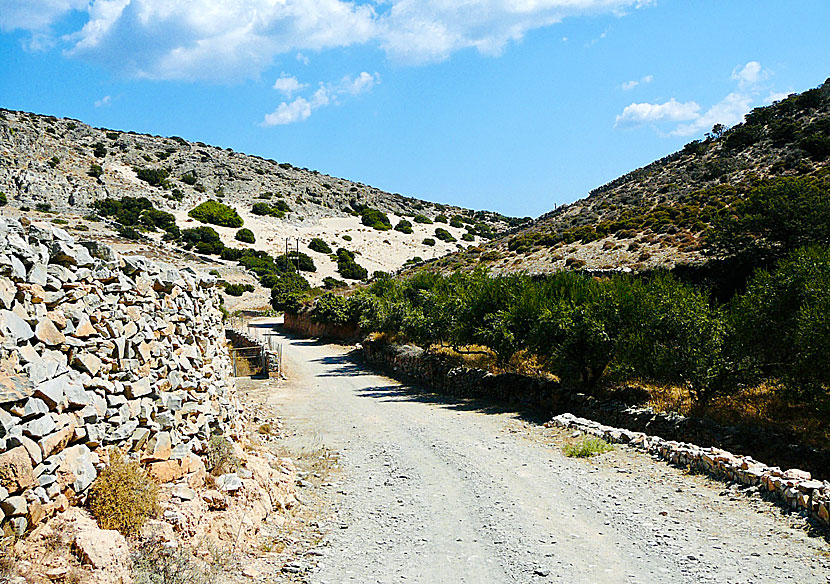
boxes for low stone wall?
[283,311,358,340]
[549,413,830,529]
[359,338,830,480]
[0,217,239,536]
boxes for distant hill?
[434,77,830,275]
[0,109,527,283]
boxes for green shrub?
[434,228,455,242]
[189,201,243,228]
[461,233,474,242]
[323,276,347,289]
[310,293,352,325]
[88,450,159,537]
[180,172,197,185]
[223,283,255,296]
[134,167,170,188]
[283,251,316,272]
[360,208,392,230]
[342,234,352,241]
[0,192,6,207]
[422,237,436,246]
[308,237,332,254]
[35,202,52,213]
[563,436,614,458]
[413,214,433,224]
[270,272,311,311]
[93,142,107,158]
[88,163,103,178]
[336,248,368,280]
[394,219,413,234]
[435,214,448,223]
[206,435,239,476]
[180,226,224,255]
[48,156,60,169]
[251,202,285,218]
[235,228,255,243]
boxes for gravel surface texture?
[265,329,830,584]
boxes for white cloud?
[616,61,781,137]
[731,61,769,88]
[263,97,313,126]
[672,91,753,137]
[615,98,700,127]
[94,95,112,107]
[263,71,380,126]
[2,0,656,80]
[620,74,653,91]
[273,74,308,97]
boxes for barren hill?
[0,109,524,288]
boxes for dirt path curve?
[263,328,830,584]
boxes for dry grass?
[88,449,159,537]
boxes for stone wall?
[0,217,239,536]
[549,413,830,529]
[283,311,358,340]
[359,338,830,481]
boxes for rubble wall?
[0,217,238,536]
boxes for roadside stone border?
[548,413,830,529]
[225,328,281,377]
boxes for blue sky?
[1,1,828,217]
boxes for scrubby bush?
[422,238,436,246]
[461,233,474,241]
[360,207,392,230]
[206,435,239,476]
[434,228,456,242]
[308,237,332,254]
[342,234,352,241]
[223,283,255,296]
[336,248,368,280]
[35,203,52,212]
[413,214,433,224]
[435,214,448,223]
[88,164,103,178]
[563,436,614,458]
[310,293,351,325]
[94,197,179,236]
[134,167,170,188]
[0,192,6,206]
[88,450,159,537]
[180,226,224,255]
[93,142,107,158]
[394,219,413,234]
[48,156,60,168]
[323,276,347,289]
[180,172,197,185]
[189,201,243,228]
[270,272,311,311]
[235,228,255,243]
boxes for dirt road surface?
[263,328,830,584]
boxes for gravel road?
[266,330,830,584]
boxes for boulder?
[0,309,34,341]
[0,446,36,493]
[35,317,66,346]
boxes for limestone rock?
[35,318,66,346]
[0,446,36,493]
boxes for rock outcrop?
[0,216,238,535]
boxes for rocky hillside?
[0,109,525,286]
[436,77,830,275]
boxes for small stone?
[171,485,196,501]
[216,473,243,492]
[0,495,28,516]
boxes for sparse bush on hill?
[180,171,197,185]
[189,200,243,228]
[434,227,455,242]
[360,207,392,230]
[270,272,311,312]
[223,282,255,296]
[435,214,448,223]
[88,163,103,178]
[422,237,435,246]
[0,192,6,206]
[134,167,170,188]
[336,248,368,280]
[180,226,224,255]
[308,237,332,254]
[235,228,255,243]
[394,219,413,234]
[413,214,433,224]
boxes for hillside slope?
[436,77,830,275]
[0,109,524,285]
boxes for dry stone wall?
[0,216,238,536]
[549,413,830,529]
